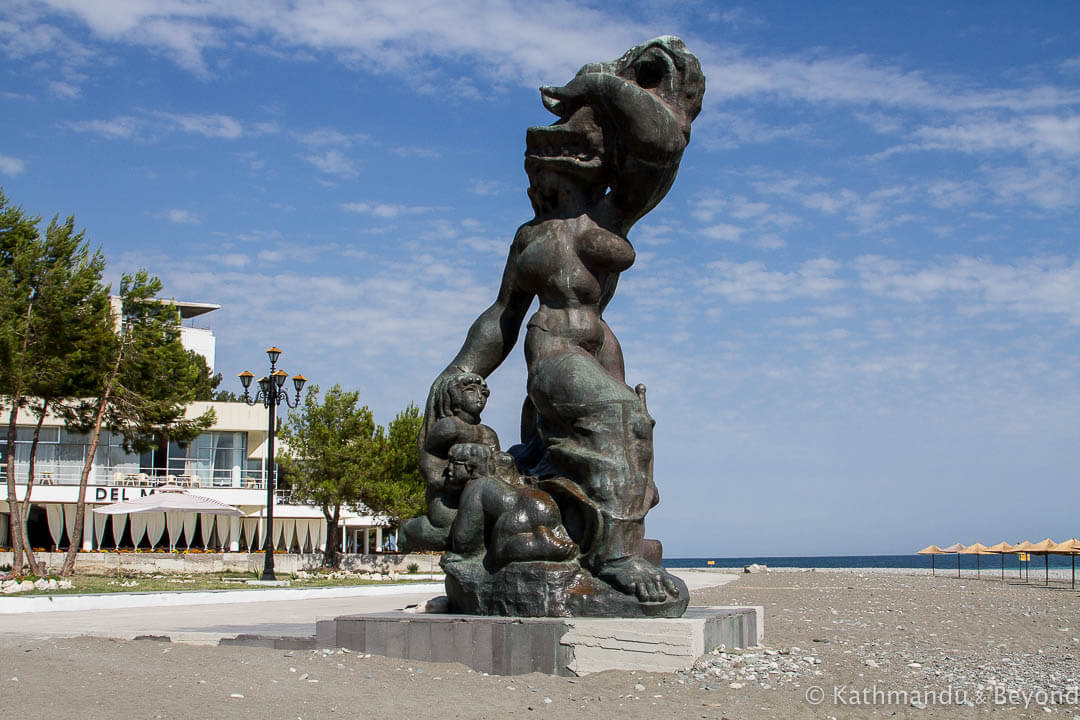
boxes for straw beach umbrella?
[1011,541,1035,582]
[960,542,992,579]
[984,541,1013,581]
[1051,538,1080,590]
[916,545,946,576]
[1012,539,1056,586]
[941,543,966,578]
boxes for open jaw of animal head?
[524,36,705,180]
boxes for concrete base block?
[564,607,760,674]
[317,605,759,676]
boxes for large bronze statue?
[403,36,705,617]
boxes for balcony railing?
[0,466,271,490]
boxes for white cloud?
[165,209,199,225]
[0,18,94,63]
[19,0,651,90]
[926,179,981,208]
[68,111,272,141]
[9,0,1079,136]
[632,223,674,247]
[297,127,364,147]
[69,115,139,138]
[982,164,1080,211]
[855,255,1080,323]
[703,258,844,303]
[389,145,440,158]
[751,233,785,250]
[0,154,26,176]
[47,79,79,98]
[691,193,725,223]
[700,49,1080,112]
[911,115,1080,157]
[701,223,743,242]
[340,202,435,219]
[697,111,808,151]
[459,236,507,255]
[305,150,357,178]
[159,112,244,139]
[212,253,249,268]
[468,179,506,197]
[714,7,765,28]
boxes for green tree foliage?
[369,403,425,525]
[0,189,113,574]
[60,271,217,575]
[71,273,218,467]
[210,378,244,402]
[277,384,381,568]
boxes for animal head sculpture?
[525,36,705,228]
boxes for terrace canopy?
[94,485,243,552]
[94,485,243,516]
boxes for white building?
[0,300,396,558]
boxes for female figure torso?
[514,214,634,369]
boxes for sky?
[1,1,1078,557]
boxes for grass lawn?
[3,572,440,596]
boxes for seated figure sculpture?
[402,372,499,551]
[413,36,705,618]
[447,443,577,568]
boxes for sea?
[664,554,1080,571]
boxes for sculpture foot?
[596,555,679,603]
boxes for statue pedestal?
[442,556,690,618]
[315,606,761,676]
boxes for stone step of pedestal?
[312,605,761,676]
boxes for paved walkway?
[0,570,737,644]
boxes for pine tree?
[0,188,45,573]
[0,192,113,574]
[276,384,382,568]
[370,402,425,526]
[60,272,217,575]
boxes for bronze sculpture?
[403,36,705,617]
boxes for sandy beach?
[2,569,1078,719]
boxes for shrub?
[406,562,420,574]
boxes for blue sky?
[2,1,1078,557]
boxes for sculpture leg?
[528,350,681,603]
[400,515,450,552]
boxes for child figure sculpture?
[445,443,577,569]
[401,372,499,551]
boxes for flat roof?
[171,300,221,319]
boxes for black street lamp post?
[238,347,306,581]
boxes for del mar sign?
[92,487,158,502]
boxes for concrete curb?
[0,582,444,614]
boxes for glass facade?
[0,428,252,487]
[164,431,247,487]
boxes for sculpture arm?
[541,73,689,160]
[418,239,532,463]
[541,73,688,231]
[442,240,533,379]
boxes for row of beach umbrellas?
[918,539,1080,589]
